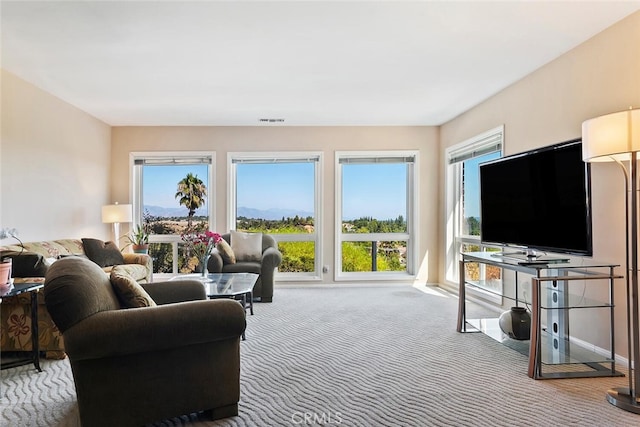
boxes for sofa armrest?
[62,299,246,361]
[122,253,153,282]
[140,280,206,305]
[208,250,224,272]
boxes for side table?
[1,281,44,372]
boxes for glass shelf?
[539,292,612,310]
[463,279,612,309]
[466,318,616,366]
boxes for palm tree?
[175,173,207,230]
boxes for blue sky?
[143,162,407,220]
[143,165,209,210]
[342,163,406,220]
[236,163,314,213]
[464,151,501,218]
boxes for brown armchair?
[44,257,246,427]
[208,232,282,302]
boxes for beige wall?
[111,126,439,284]
[0,70,112,242]
[439,11,640,358]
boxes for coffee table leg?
[248,291,254,315]
[30,291,42,372]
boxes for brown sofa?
[44,257,245,426]
[0,238,152,359]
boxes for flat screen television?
[479,138,592,260]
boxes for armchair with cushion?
[208,231,282,302]
[44,257,246,427]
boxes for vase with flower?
[180,230,222,281]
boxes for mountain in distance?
[237,207,313,220]
[144,205,312,220]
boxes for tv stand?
[457,251,623,379]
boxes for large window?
[132,152,214,275]
[445,127,503,293]
[336,151,418,280]
[228,152,322,280]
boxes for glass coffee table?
[169,272,258,339]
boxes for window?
[131,152,215,275]
[228,152,322,280]
[445,127,503,294]
[336,151,418,280]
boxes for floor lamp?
[101,202,133,244]
[582,107,640,414]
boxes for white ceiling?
[2,1,639,126]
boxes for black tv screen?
[479,139,592,257]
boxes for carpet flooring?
[2,284,639,426]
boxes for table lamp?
[582,107,640,413]
[101,203,133,243]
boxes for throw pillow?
[216,238,236,264]
[0,251,49,277]
[110,270,156,308]
[230,231,262,262]
[82,238,125,268]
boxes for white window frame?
[444,126,503,292]
[228,151,323,281]
[335,150,419,281]
[130,151,215,275]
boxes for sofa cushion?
[230,231,262,262]
[0,251,50,277]
[82,238,125,268]
[110,269,156,308]
[223,261,261,274]
[216,238,236,264]
[2,240,81,259]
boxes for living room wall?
[439,11,640,359]
[110,125,439,284]
[0,69,112,243]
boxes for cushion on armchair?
[82,238,125,267]
[216,237,236,264]
[110,269,157,308]
[230,231,262,262]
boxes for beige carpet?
[1,284,639,426]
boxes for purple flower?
[180,230,222,260]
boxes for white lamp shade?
[101,203,133,224]
[582,108,640,162]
